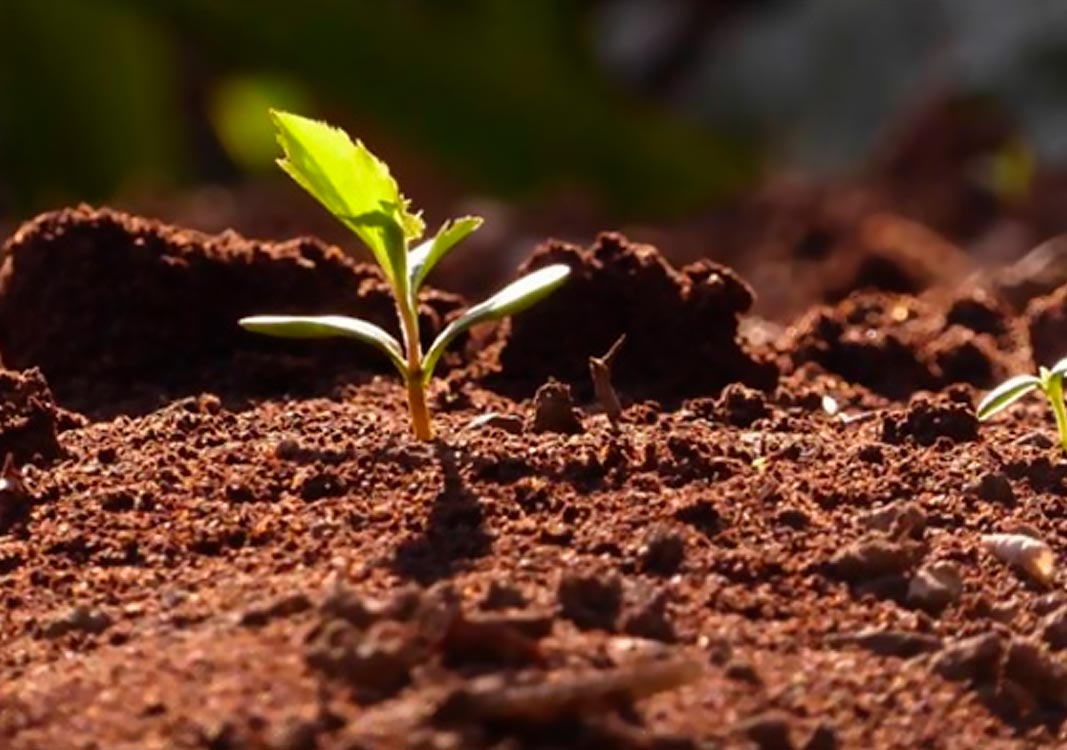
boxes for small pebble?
[826,537,924,583]
[528,379,583,434]
[621,588,675,643]
[775,507,811,530]
[906,562,963,614]
[275,438,302,461]
[639,527,685,576]
[39,605,113,639]
[1004,639,1067,707]
[739,711,795,750]
[804,723,839,750]
[558,572,622,631]
[932,632,1002,682]
[974,472,1015,504]
[724,659,762,686]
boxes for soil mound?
[724,178,976,321]
[783,290,1021,399]
[490,232,777,400]
[1026,282,1067,367]
[0,206,462,412]
[820,213,971,303]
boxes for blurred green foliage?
[0,0,183,206]
[0,0,755,218]
[208,76,309,174]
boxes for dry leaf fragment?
[981,533,1055,585]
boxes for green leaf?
[1051,357,1067,379]
[421,264,570,382]
[408,216,483,294]
[239,314,406,375]
[270,109,424,287]
[976,374,1042,421]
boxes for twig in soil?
[837,410,880,426]
[589,334,626,427]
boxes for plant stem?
[398,300,433,441]
[1048,377,1067,454]
[406,371,433,441]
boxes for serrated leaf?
[408,216,483,294]
[976,374,1042,421]
[422,264,570,382]
[239,314,406,375]
[270,109,424,287]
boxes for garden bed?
[2,207,1067,749]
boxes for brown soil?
[3,207,1067,749]
[0,207,464,417]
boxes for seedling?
[977,358,1067,452]
[240,110,570,440]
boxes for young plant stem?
[398,302,433,441]
[1048,376,1067,454]
[406,370,432,441]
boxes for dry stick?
[589,334,626,427]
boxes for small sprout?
[977,358,1067,453]
[240,110,570,440]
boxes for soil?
[4,206,1067,749]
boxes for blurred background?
[4,0,1067,317]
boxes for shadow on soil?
[390,442,493,584]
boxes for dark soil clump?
[783,291,1019,399]
[0,368,62,463]
[1026,282,1067,367]
[490,232,777,401]
[881,393,980,446]
[0,206,463,414]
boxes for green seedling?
[977,358,1067,452]
[240,110,570,441]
